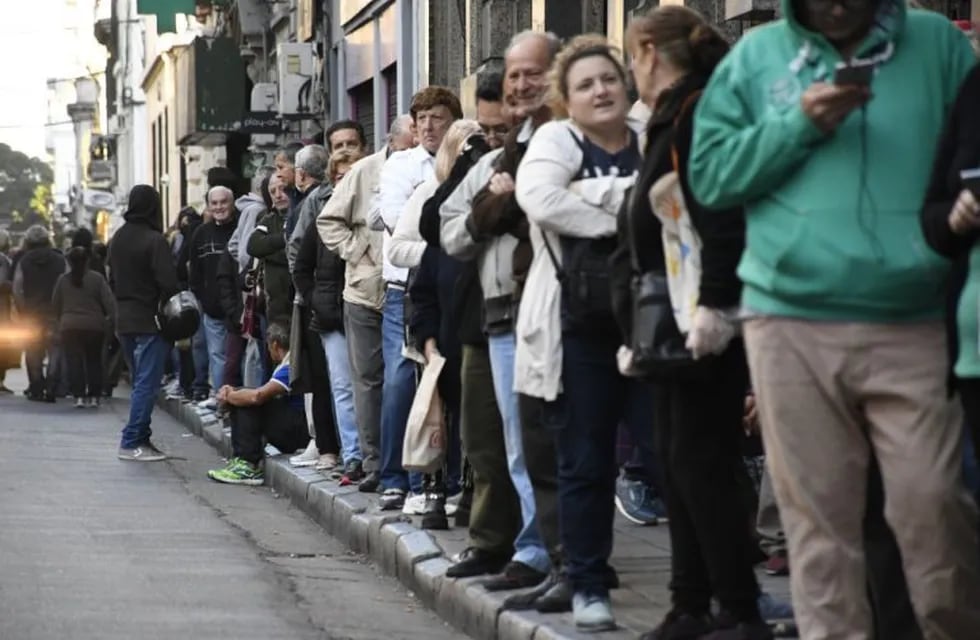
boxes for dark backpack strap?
[541,232,564,281]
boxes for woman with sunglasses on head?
[514,35,646,632]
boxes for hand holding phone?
[801,83,870,133]
[961,168,980,198]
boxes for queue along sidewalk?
[158,394,795,640]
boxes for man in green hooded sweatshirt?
[689,0,980,638]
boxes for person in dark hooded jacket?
[108,184,178,461]
[189,185,238,397]
[14,224,66,401]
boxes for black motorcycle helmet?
[156,291,201,341]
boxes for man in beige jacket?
[316,115,414,492]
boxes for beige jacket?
[316,148,386,311]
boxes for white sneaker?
[314,453,339,472]
[402,492,427,516]
[445,493,460,517]
[196,397,217,411]
[289,440,319,467]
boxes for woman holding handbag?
[620,8,769,640]
[514,35,647,632]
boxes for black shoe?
[192,390,209,402]
[639,608,714,640]
[453,485,472,528]
[445,547,510,578]
[502,569,562,611]
[534,571,574,613]
[420,492,449,530]
[482,561,548,592]
[358,471,381,493]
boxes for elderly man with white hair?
[188,183,238,404]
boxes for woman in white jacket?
[388,120,483,270]
[514,35,646,632]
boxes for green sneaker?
[207,458,264,486]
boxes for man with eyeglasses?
[690,0,980,637]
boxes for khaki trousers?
[744,318,980,640]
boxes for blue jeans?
[119,333,170,449]
[192,323,209,394]
[379,288,421,493]
[321,330,361,464]
[488,332,550,574]
[544,332,653,598]
[201,314,228,391]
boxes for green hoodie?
[689,0,975,322]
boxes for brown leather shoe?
[482,561,547,592]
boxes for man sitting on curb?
[207,322,310,485]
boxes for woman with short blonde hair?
[328,147,366,185]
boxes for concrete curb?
[158,396,604,640]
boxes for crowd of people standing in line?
[9,0,980,638]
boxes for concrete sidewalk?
[159,395,794,640]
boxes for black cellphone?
[961,168,980,197]
[834,63,874,87]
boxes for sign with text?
[240,111,283,134]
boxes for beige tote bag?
[402,352,447,474]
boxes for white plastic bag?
[402,352,447,474]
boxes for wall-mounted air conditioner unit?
[276,43,315,118]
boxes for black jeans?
[230,398,310,466]
[544,332,654,597]
[25,326,58,398]
[62,329,104,398]
[306,327,339,456]
[653,341,760,621]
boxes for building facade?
[90,0,977,235]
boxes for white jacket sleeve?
[375,150,417,234]
[387,179,432,269]
[515,120,617,239]
[440,152,498,261]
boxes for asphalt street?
[0,369,463,640]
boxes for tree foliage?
[0,143,55,231]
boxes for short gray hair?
[265,321,290,351]
[505,30,562,62]
[207,185,233,204]
[24,224,51,249]
[295,144,329,181]
[251,165,275,195]
[388,114,414,139]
